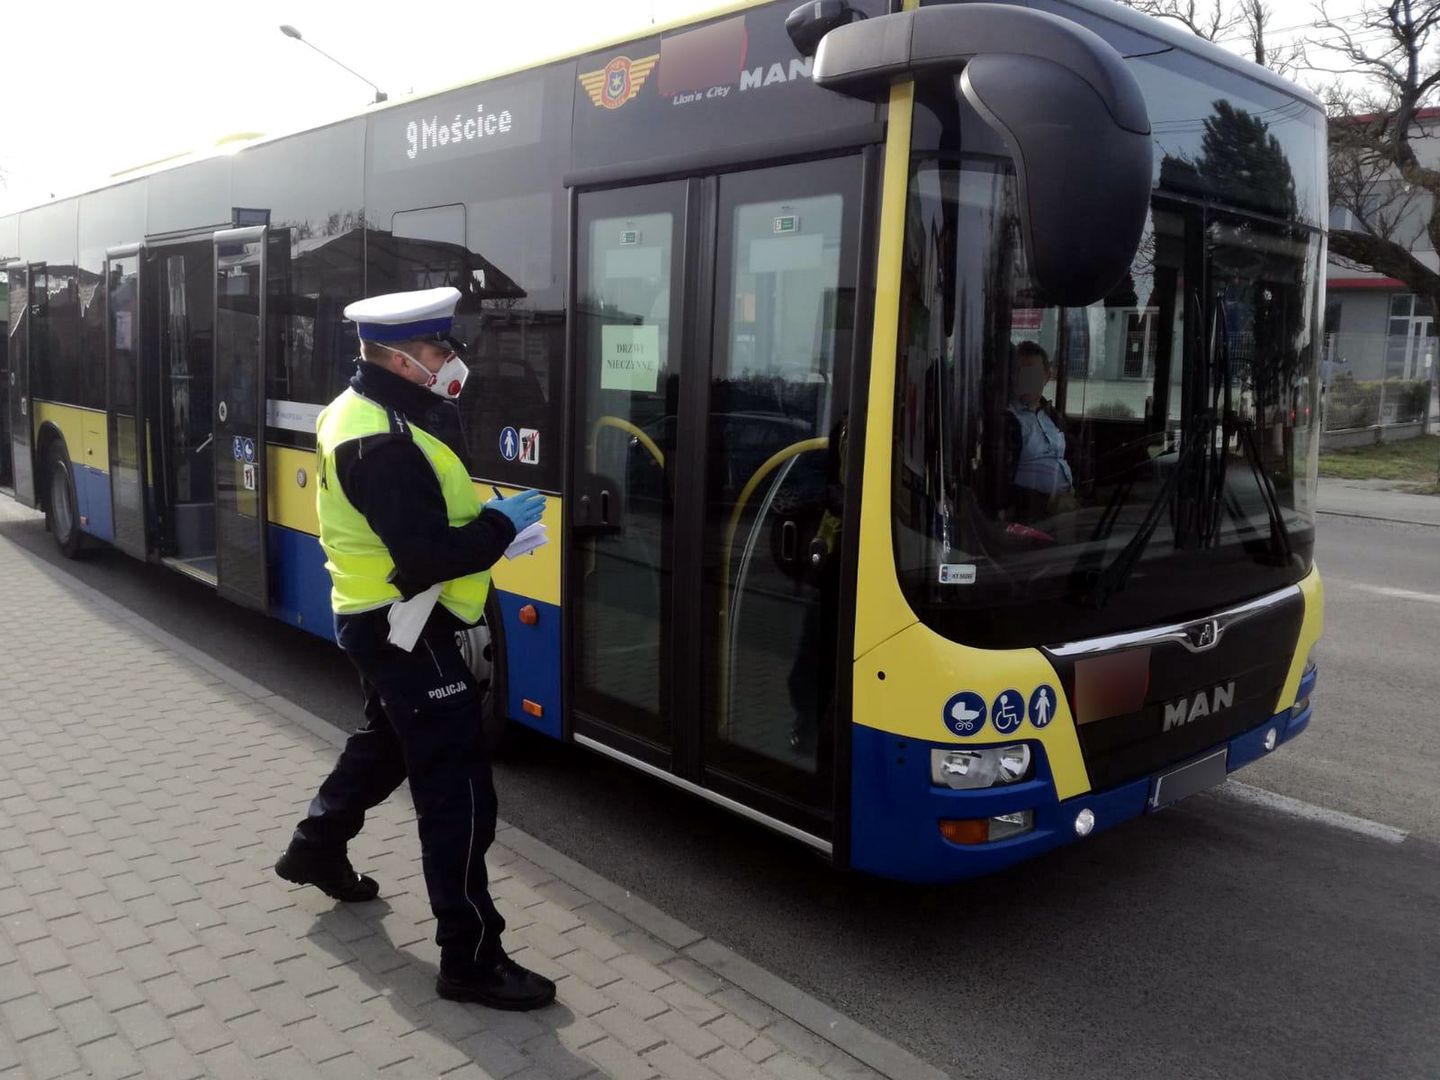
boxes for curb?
[1317,507,1440,529]
[0,502,949,1080]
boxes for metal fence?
[1322,332,1438,445]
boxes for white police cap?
[343,287,461,344]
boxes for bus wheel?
[456,607,512,755]
[44,442,89,560]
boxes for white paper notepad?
[505,523,549,560]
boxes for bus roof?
[1,0,1322,222]
[1054,0,1324,112]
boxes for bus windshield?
[893,120,1323,649]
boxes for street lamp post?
[279,25,388,104]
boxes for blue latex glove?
[486,488,545,532]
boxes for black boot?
[437,952,556,1011]
[275,842,380,902]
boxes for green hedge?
[1326,376,1433,430]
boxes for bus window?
[892,149,1320,650]
[374,198,564,489]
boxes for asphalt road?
[2,504,1436,1080]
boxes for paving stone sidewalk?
[0,515,937,1080]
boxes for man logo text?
[1163,682,1235,731]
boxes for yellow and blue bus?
[0,0,1323,882]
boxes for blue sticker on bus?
[1029,685,1057,728]
[499,426,519,462]
[943,691,987,737]
[233,436,244,461]
[243,437,255,464]
[991,689,1024,735]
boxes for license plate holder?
[1149,748,1228,810]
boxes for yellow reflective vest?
[315,388,490,624]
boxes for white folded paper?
[505,522,549,560]
[386,582,442,652]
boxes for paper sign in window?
[600,325,661,392]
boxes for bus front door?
[571,180,689,772]
[105,246,148,558]
[570,156,865,847]
[4,262,37,506]
[211,227,270,612]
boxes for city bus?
[0,0,1323,882]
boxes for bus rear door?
[4,261,37,506]
[105,245,148,558]
[569,155,866,848]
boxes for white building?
[1326,107,1440,387]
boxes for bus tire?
[456,598,513,756]
[44,441,89,560]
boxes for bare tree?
[1237,0,1303,75]
[1118,0,1300,74]
[1316,0,1440,306]
[1123,0,1240,40]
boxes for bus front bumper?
[849,665,1317,884]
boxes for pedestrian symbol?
[1029,685,1057,729]
[499,426,519,462]
[991,689,1024,735]
[942,691,988,737]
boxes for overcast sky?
[0,0,1372,216]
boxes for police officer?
[274,287,554,1010]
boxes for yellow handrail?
[588,415,665,471]
[721,437,830,616]
[718,437,829,739]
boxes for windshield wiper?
[1073,291,1213,609]
[1229,414,1295,565]
[1072,419,1206,608]
[1202,297,1295,564]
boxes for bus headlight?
[1292,656,1316,718]
[932,745,1032,789]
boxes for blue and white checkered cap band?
[353,317,453,342]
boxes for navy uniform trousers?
[291,604,505,964]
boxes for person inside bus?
[1003,340,1077,524]
[273,287,555,1012]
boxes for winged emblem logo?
[578,54,660,110]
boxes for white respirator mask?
[396,346,469,400]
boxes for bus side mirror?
[812,4,1153,306]
[957,54,1152,306]
[785,0,863,57]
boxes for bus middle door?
[211,227,271,612]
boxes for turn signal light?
[522,699,544,717]
[939,811,1034,845]
[519,605,539,625]
[939,819,990,845]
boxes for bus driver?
[1005,340,1076,523]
